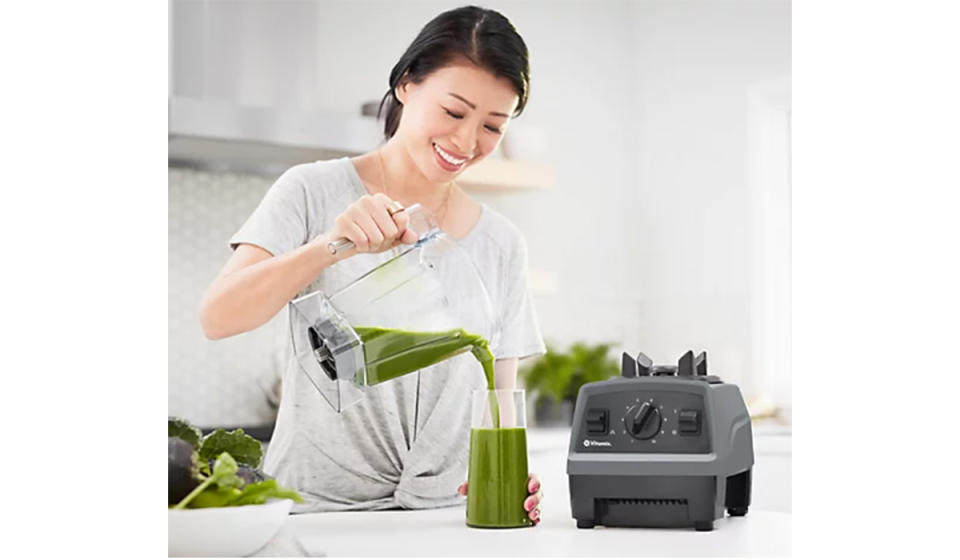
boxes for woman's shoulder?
[467,203,529,255]
[277,157,363,202]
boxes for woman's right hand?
[327,193,420,255]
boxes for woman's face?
[394,61,520,183]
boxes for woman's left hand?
[457,472,543,525]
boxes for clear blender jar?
[288,204,500,412]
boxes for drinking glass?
[465,389,533,528]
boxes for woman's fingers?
[526,496,541,524]
[399,228,419,244]
[523,489,542,512]
[365,196,400,244]
[352,210,385,250]
[343,220,369,252]
[457,482,468,496]
[525,473,543,524]
[392,210,419,245]
[330,195,421,254]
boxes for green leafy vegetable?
[168,417,203,449]
[199,428,263,468]
[173,452,245,509]
[168,419,304,509]
[189,486,245,508]
[228,479,305,506]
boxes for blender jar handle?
[327,203,434,255]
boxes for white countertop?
[252,425,792,557]
[256,505,790,557]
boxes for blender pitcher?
[288,204,500,412]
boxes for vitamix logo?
[583,439,612,448]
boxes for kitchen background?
[169,0,790,460]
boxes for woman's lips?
[433,143,468,172]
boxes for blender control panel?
[576,389,710,454]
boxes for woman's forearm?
[199,235,343,339]
[494,358,519,390]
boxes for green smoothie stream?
[353,326,501,427]
[353,326,530,527]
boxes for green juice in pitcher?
[354,326,495,388]
[354,326,501,426]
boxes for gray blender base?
[569,470,751,532]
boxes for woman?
[200,6,545,524]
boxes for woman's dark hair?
[378,5,530,140]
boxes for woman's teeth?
[434,144,467,166]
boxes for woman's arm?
[199,235,345,340]
[494,357,519,389]
[200,193,419,340]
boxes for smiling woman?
[384,64,519,185]
[198,5,546,522]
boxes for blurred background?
[168,0,791,439]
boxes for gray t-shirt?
[229,157,546,513]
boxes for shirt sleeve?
[491,233,547,361]
[229,165,311,256]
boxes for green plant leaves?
[168,417,203,449]
[169,418,304,509]
[519,342,619,405]
[198,428,263,468]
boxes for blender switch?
[678,410,701,434]
[586,408,608,434]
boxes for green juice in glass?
[465,426,532,528]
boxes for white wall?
[623,0,792,404]
[489,1,790,406]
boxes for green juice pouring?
[352,325,531,529]
[288,205,531,528]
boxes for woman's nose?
[451,123,478,157]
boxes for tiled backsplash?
[168,166,284,428]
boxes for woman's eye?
[444,107,500,133]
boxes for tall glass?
[466,389,533,528]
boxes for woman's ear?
[394,73,410,105]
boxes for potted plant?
[519,342,621,427]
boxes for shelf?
[458,158,554,191]
[168,134,351,177]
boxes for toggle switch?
[678,409,701,434]
[586,408,609,434]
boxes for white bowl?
[168,499,293,557]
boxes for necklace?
[377,148,454,230]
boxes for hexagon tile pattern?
[168,167,286,428]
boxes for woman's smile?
[433,142,469,172]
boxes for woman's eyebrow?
[447,92,509,118]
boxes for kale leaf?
[168,417,203,449]
[198,428,263,468]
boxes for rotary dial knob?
[625,401,661,440]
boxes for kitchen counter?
[252,426,791,557]
[256,505,790,557]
